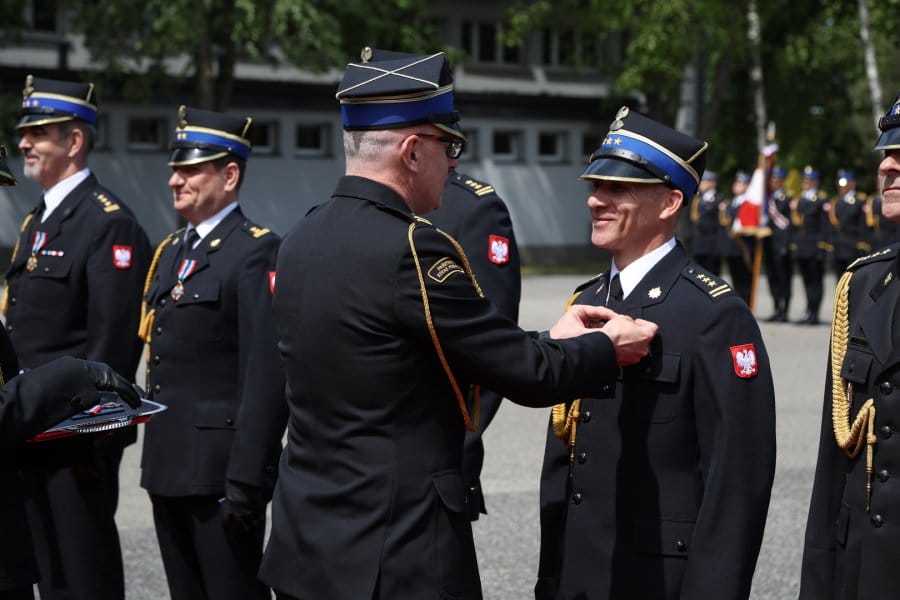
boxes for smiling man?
[536,108,776,600]
[137,106,286,600]
[799,92,900,600]
[3,75,151,600]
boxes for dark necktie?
[185,228,200,252]
[607,273,623,311]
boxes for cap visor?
[435,122,466,141]
[875,128,900,151]
[579,157,662,184]
[168,147,231,167]
[16,114,76,129]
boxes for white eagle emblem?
[488,234,510,265]
[112,245,133,270]
[730,343,759,378]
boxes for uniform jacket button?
[878,468,890,482]
[225,417,234,426]
[572,492,583,505]
[159,297,167,306]
[581,410,592,423]
[577,452,587,464]
[5,324,11,332]
[880,425,893,439]
[8,296,15,305]
[155,326,163,335]
[152,355,161,365]
[871,514,884,528]
[152,384,161,394]
[880,381,893,395]
[675,538,687,553]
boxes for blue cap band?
[22,94,97,125]
[341,90,454,129]
[601,132,698,197]
[174,128,250,160]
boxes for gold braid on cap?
[407,221,483,432]
[830,269,877,512]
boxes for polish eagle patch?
[730,344,759,378]
[112,245,133,270]
[488,234,510,265]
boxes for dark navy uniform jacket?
[769,188,794,255]
[689,189,724,257]
[800,244,900,600]
[791,189,831,259]
[140,207,286,497]
[427,172,522,519]
[536,243,776,600]
[830,191,871,263]
[4,173,150,385]
[261,175,619,600]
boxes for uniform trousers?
[24,432,127,600]
[150,494,269,600]
[796,256,825,318]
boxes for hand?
[220,480,265,536]
[548,305,620,339]
[599,315,658,366]
[81,360,142,408]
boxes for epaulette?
[847,245,897,271]
[816,190,829,201]
[93,191,121,213]
[573,272,605,294]
[241,222,272,239]
[682,265,732,300]
[449,172,496,198]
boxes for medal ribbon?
[176,259,198,284]
[31,231,47,255]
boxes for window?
[93,114,110,151]
[248,120,278,156]
[126,117,167,151]
[542,28,601,69]
[462,21,521,66]
[295,123,330,157]
[538,132,568,163]
[459,129,478,161]
[492,131,523,161]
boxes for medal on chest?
[26,231,47,272]
[171,259,198,301]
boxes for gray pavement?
[95,272,830,599]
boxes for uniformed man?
[721,170,754,303]
[790,165,831,324]
[867,191,900,250]
[763,166,794,321]
[535,108,776,600]
[4,75,151,600]
[137,106,286,600]
[829,169,871,274]
[799,91,900,600]
[427,172,521,520]
[688,171,724,275]
[260,48,657,600]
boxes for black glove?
[220,479,266,536]
[81,360,142,408]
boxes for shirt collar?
[610,237,676,300]
[187,201,239,246]
[41,168,91,221]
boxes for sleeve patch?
[112,245,133,270]
[730,344,759,378]
[427,257,464,283]
[269,271,276,294]
[488,235,510,265]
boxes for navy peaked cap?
[18,75,98,128]
[581,107,708,199]
[876,92,900,150]
[336,47,463,139]
[168,105,253,167]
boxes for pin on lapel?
[648,286,662,299]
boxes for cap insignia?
[360,46,373,63]
[23,74,34,98]
[616,106,629,120]
[178,105,187,129]
[610,120,624,131]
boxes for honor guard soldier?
[829,169,871,274]
[3,75,151,600]
[535,108,776,600]
[260,48,657,600]
[720,170,754,303]
[800,91,900,600]
[428,172,522,521]
[137,106,286,600]
[790,165,831,324]
[688,171,724,275]
[764,166,794,321]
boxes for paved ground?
[61,271,834,599]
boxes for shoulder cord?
[137,234,175,344]
[830,269,877,512]
[1,213,35,316]
[550,292,585,474]
[407,222,483,432]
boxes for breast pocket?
[617,352,681,423]
[170,281,223,343]
[26,256,72,309]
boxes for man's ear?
[399,134,420,172]
[67,127,85,158]
[222,161,241,191]
[660,188,683,219]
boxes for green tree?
[69,0,438,110]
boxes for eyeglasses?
[413,133,464,159]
